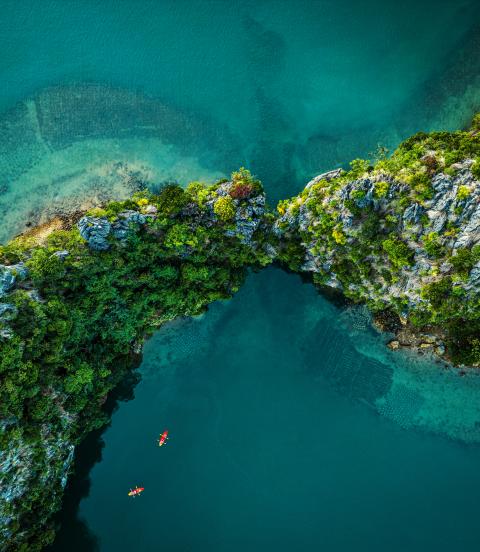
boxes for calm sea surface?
[1,1,480,550]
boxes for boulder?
[111,210,147,239]
[144,204,158,215]
[431,173,452,194]
[387,340,400,350]
[435,343,446,356]
[78,216,111,251]
[426,209,447,233]
[0,266,17,297]
[431,187,456,213]
[403,203,423,224]
[118,210,146,225]
[454,205,480,248]
[465,262,480,292]
[451,159,475,171]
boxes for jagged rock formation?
[276,167,480,307]
[0,170,273,551]
[276,117,480,366]
[2,116,480,550]
[78,210,150,251]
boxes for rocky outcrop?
[209,180,267,245]
[0,263,27,298]
[1,118,480,548]
[77,216,112,251]
[278,165,480,294]
[305,168,344,189]
[77,180,270,256]
[275,147,480,365]
[0,173,273,550]
[78,210,150,250]
[0,419,74,549]
[0,263,30,342]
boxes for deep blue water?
[1,1,480,551]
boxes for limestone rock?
[0,303,17,320]
[0,267,15,297]
[53,250,69,260]
[0,263,27,297]
[144,204,158,215]
[403,203,423,224]
[305,168,344,189]
[78,216,111,250]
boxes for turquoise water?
[0,0,480,232]
[52,269,480,551]
[1,1,480,550]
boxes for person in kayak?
[128,486,144,497]
[158,430,169,446]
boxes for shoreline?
[2,116,480,548]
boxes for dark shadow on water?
[274,260,350,308]
[47,367,142,552]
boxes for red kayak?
[158,430,169,447]
[128,486,144,497]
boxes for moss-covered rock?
[3,116,480,549]
[0,171,274,551]
[275,115,480,367]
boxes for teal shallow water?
[0,0,479,230]
[1,1,480,550]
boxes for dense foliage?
[276,115,480,366]
[3,117,480,550]
[0,172,271,550]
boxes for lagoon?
[1,1,480,550]
[53,268,480,551]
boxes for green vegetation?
[3,116,480,551]
[450,248,476,276]
[0,172,271,551]
[276,114,480,367]
[229,167,261,199]
[457,185,471,201]
[373,180,389,199]
[423,232,445,258]
[382,237,414,268]
[213,196,235,221]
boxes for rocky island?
[276,114,480,367]
[1,117,480,550]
